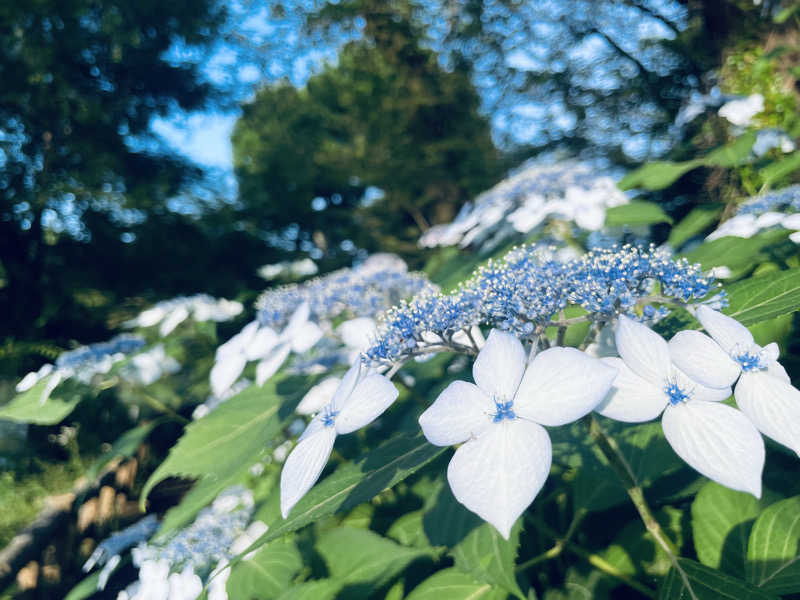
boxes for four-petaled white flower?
[670,306,800,457]
[418,329,618,539]
[597,315,765,497]
[210,303,322,397]
[280,359,398,518]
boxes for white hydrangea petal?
[595,357,667,422]
[16,371,40,393]
[280,425,337,517]
[217,321,259,359]
[256,344,291,386]
[736,371,800,457]
[210,354,247,397]
[298,414,326,442]
[767,360,791,383]
[514,347,618,426]
[669,330,741,389]
[472,329,527,401]
[335,374,398,434]
[447,419,552,540]
[615,315,672,385]
[695,306,754,355]
[290,321,324,353]
[296,377,341,415]
[332,360,362,410]
[419,381,493,446]
[337,318,377,350]
[282,302,311,340]
[763,342,780,362]
[159,306,190,337]
[661,400,764,497]
[244,327,279,361]
[574,204,605,231]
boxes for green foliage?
[257,433,446,546]
[604,202,673,227]
[745,496,800,594]
[722,268,800,325]
[141,375,310,508]
[667,205,725,249]
[0,378,86,425]
[619,133,756,191]
[660,558,779,599]
[405,568,506,600]
[225,538,303,599]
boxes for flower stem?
[584,415,697,599]
[525,516,656,598]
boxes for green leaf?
[659,558,779,599]
[275,580,342,600]
[405,568,505,600]
[317,526,430,590]
[681,229,788,272]
[87,419,163,480]
[604,201,673,227]
[140,375,307,508]
[667,204,725,249]
[0,377,85,424]
[257,433,445,546]
[450,521,525,599]
[760,152,800,186]
[225,538,302,599]
[691,482,760,574]
[705,131,756,167]
[745,496,800,594]
[723,268,800,326]
[64,572,101,600]
[618,160,702,191]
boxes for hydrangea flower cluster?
[16,334,146,404]
[365,244,720,365]
[209,254,435,398]
[118,486,255,600]
[119,344,181,386]
[254,253,434,330]
[419,162,628,250]
[124,294,244,336]
[707,185,800,243]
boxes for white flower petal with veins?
[419,381,493,446]
[447,419,552,540]
[736,370,800,457]
[296,377,341,415]
[596,357,668,422]
[669,330,740,389]
[695,305,754,354]
[616,315,672,385]
[662,400,763,497]
[515,347,618,426]
[280,426,337,518]
[334,374,399,434]
[472,329,527,401]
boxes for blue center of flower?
[734,351,766,372]
[664,381,690,406]
[492,400,516,422]
[322,406,339,427]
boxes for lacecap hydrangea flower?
[419,330,617,538]
[707,185,800,244]
[280,359,398,517]
[671,306,800,457]
[597,315,765,497]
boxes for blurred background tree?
[232,3,502,266]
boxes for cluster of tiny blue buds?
[133,487,253,579]
[365,244,720,365]
[55,334,146,372]
[736,185,800,216]
[255,259,436,329]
